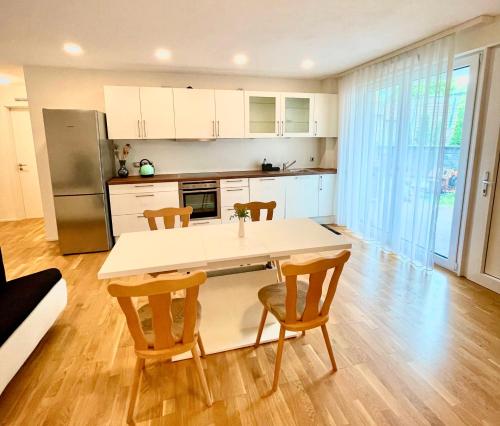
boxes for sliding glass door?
[434,54,480,271]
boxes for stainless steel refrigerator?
[43,109,114,254]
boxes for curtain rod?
[334,15,494,78]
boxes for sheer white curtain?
[338,36,454,268]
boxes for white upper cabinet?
[139,87,175,139]
[281,93,315,137]
[318,174,337,217]
[173,88,216,139]
[214,90,245,138]
[314,94,338,137]
[104,86,175,140]
[104,86,142,140]
[245,91,281,138]
[285,175,319,218]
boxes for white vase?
[238,218,245,238]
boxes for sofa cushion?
[0,268,62,346]
[0,248,6,286]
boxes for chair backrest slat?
[282,251,350,325]
[234,201,276,222]
[116,297,149,350]
[143,206,193,231]
[148,293,175,349]
[108,271,207,352]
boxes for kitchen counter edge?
[107,168,337,185]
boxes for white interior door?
[464,46,500,294]
[10,109,43,218]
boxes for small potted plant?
[232,206,250,238]
[114,143,132,178]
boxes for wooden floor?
[0,219,499,425]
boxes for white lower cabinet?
[220,178,249,223]
[249,177,286,219]
[285,175,319,218]
[109,182,179,236]
[318,174,337,217]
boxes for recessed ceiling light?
[233,53,248,65]
[301,59,315,70]
[0,75,11,85]
[63,42,83,56]
[155,48,172,60]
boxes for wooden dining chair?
[254,250,351,392]
[108,271,212,424]
[234,201,276,222]
[143,206,193,230]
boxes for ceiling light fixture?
[155,48,172,60]
[233,53,248,65]
[0,75,11,85]
[63,42,83,56]
[301,59,315,70]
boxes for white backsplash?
[116,137,322,175]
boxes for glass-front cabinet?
[281,93,314,137]
[244,91,315,138]
[245,92,281,137]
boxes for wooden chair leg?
[198,333,206,358]
[271,326,286,392]
[191,346,213,407]
[127,357,144,424]
[255,307,268,348]
[301,330,306,337]
[320,324,337,372]
[273,260,283,282]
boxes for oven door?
[180,189,220,220]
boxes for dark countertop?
[108,167,337,185]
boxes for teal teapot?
[139,159,155,177]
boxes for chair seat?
[258,280,311,321]
[138,298,202,346]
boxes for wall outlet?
[310,157,315,162]
[132,162,140,168]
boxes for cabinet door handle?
[226,188,243,192]
[217,120,220,137]
[135,194,155,197]
[212,121,215,137]
[192,221,210,225]
[315,120,318,136]
[134,184,154,187]
[226,179,243,183]
[276,121,280,136]
[137,119,141,138]
[137,215,145,218]
[281,120,284,136]
[319,175,323,190]
[143,120,147,138]
[259,178,275,181]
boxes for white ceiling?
[1,0,499,79]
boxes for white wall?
[23,65,327,240]
[0,83,28,221]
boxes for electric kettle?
[139,159,155,177]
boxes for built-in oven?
[179,180,221,221]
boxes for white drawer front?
[220,178,249,188]
[221,206,238,224]
[189,219,221,227]
[221,187,250,207]
[111,214,150,236]
[110,191,180,215]
[109,181,178,194]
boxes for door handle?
[217,120,220,137]
[135,194,155,198]
[137,120,141,138]
[281,120,284,136]
[192,221,210,225]
[481,171,496,196]
[212,121,215,137]
[18,163,27,171]
[315,120,318,136]
[143,120,147,138]
[226,188,243,192]
[276,121,280,136]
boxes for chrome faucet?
[282,160,297,171]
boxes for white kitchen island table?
[98,218,352,359]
